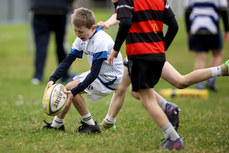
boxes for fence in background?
[0,0,188,24]
[1,0,229,23]
[0,0,30,23]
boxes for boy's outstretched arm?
[49,54,77,83]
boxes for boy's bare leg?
[137,88,168,127]
[137,88,180,142]
[71,94,90,116]
[161,61,212,89]
[103,66,180,129]
[107,67,131,118]
[206,50,222,91]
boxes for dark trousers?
[32,13,68,80]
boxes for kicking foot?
[100,120,116,131]
[221,60,229,76]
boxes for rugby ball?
[42,84,68,116]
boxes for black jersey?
[116,0,175,61]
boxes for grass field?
[0,9,229,153]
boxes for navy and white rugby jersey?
[184,0,228,34]
[70,27,123,89]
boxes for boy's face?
[73,25,96,42]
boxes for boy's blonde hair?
[71,7,95,29]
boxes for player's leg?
[209,50,222,67]
[161,60,229,89]
[154,92,180,131]
[162,61,211,89]
[71,71,120,134]
[188,34,209,89]
[71,93,100,134]
[32,14,50,84]
[53,14,73,82]
[102,60,181,130]
[129,59,183,149]
[101,66,131,129]
[102,63,179,130]
[139,88,183,149]
[194,52,208,89]
[130,85,180,130]
[41,79,80,131]
[138,89,169,126]
[206,33,224,91]
[107,67,131,118]
[206,49,222,91]
[66,78,100,134]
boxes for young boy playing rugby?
[42,7,124,134]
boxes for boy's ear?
[92,25,97,30]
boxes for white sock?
[210,66,222,77]
[51,116,64,128]
[161,122,179,141]
[81,113,95,125]
[104,114,116,124]
[157,97,168,111]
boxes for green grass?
[0,9,229,153]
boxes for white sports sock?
[81,113,95,125]
[104,114,116,124]
[210,66,222,77]
[157,97,167,111]
[161,122,179,141]
[51,116,64,128]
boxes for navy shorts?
[188,34,223,52]
[124,57,128,67]
[128,58,165,92]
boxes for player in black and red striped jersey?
[99,0,229,150]
[108,0,184,149]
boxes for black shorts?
[189,34,223,52]
[128,58,165,92]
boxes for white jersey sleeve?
[69,37,84,58]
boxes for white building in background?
[168,0,184,18]
[0,0,30,23]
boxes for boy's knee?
[66,83,72,90]
[129,87,140,100]
[130,91,140,100]
[66,80,80,90]
[175,82,189,89]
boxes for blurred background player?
[184,0,229,91]
[30,0,76,85]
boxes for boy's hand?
[44,81,54,94]
[97,21,109,29]
[108,50,119,65]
